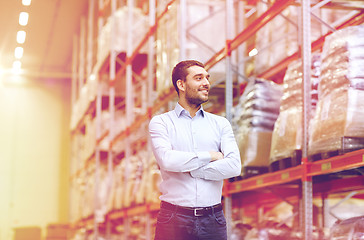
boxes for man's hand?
[209,151,224,162]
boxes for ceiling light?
[89,74,96,81]
[17,31,26,44]
[22,0,31,6]
[248,48,258,57]
[0,66,4,77]
[15,47,24,59]
[19,12,29,26]
[12,61,22,74]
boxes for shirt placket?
[191,115,202,204]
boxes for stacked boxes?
[309,26,364,157]
[14,227,41,240]
[46,224,69,240]
[234,78,282,176]
[270,55,320,168]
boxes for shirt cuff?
[196,151,211,167]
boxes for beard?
[185,86,209,106]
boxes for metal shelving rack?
[69,0,364,239]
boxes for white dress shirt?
[149,103,241,207]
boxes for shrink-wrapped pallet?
[309,26,364,157]
[113,159,126,209]
[309,87,364,156]
[270,56,320,164]
[233,79,282,175]
[319,25,364,96]
[145,154,162,204]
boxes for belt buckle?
[194,208,204,217]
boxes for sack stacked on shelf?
[330,215,364,240]
[309,26,364,156]
[233,78,282,175]
[270,55,320,164]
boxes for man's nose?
[202,77,210,86]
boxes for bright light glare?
[249,48,258,57]
[12,61,22,74]
[15,47,24,59]
[22,0,31,6]
[19,12,29,26]
[89,74,96,81]
[17,31,26,44]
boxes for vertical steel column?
[146,0,156,238]
[70,34,78,232]
[94,86,102,239]
[179,0,187,61]
[300,0,312,239]
[237,1,246,85]
[72,36,78,109]
[78,17,86,102]
[108,0,117,239]
[124,1,134,239]
[321,193,329,239]
[87,0,95,79]
[225,1,234,239]
[225,0,233,122]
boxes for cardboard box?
[14,227,41,240]
[46,223,69,238]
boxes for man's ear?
[177,79,185,93]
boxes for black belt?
[160,201,222,217]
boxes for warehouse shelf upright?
[69,0,364,239]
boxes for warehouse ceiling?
[0,0,88,79]
[1,0,363,82]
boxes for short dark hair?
[172,60,205,95]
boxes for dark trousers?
[154,202,227,240]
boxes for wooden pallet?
[242,166,269,179]
[308,137,364,162]
[229,166,269,182]
[269,150,302,172]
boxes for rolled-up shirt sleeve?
[149,115,211,172]
[190,118,241,181]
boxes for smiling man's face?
[181,65,211,106]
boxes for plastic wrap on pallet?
[114,159,126,209]
[309,26,364,157]
[97,7,149,66]
[145,154,162,204]
[308,88,364,156]
[239,127,273,167]
[233,79,282,172]
[319,26,364,98]
[270,56,320,164]
[96,165,112,223]
[270,107,303,162]
[330,215,364,240]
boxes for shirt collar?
[175,102,205,118]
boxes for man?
[149,60,241,240]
